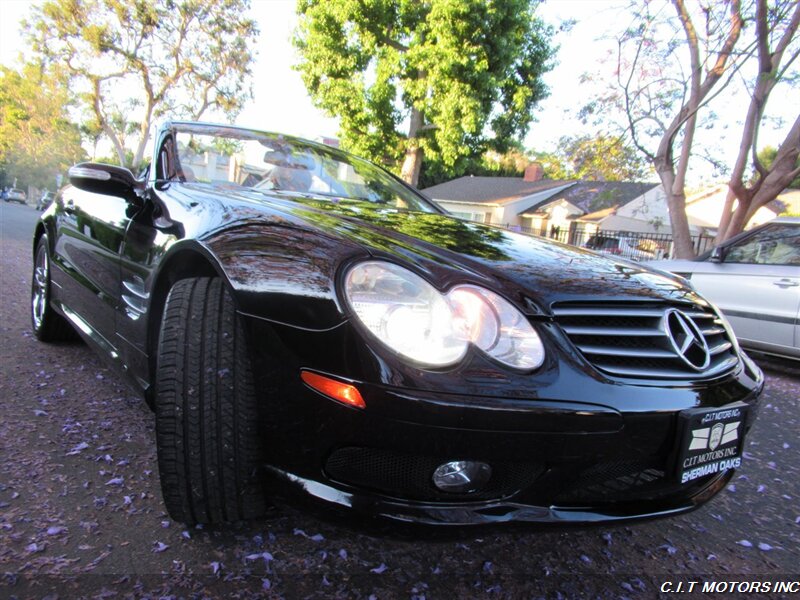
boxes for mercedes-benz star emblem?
[664,309,711,370]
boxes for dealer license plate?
[676,403,749,485]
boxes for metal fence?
[501,223,715,261]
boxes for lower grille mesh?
[554,458,719,504]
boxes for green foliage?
[0,64,85,190]
[294,0,555,181]
[24,0,259,168]
[757,146,800,189]
[559,134,650,181]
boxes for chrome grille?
[551,302,738,379]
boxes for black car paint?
[34,122,764,526]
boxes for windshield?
[171,125,437,214]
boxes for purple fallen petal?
[67,441,90,456]
[758,543,773,551]
[736,540,753,548]
[47,526,65,535]
[153,542,169,553]
[34,410,48,417]
[293,528,307,538]
[211,561,221,575]
[105,477,123,486]
[262,579,271,590]
[370,563,388,574]
[245,551,273,563]
[757,485,766,493]
[339,549,348,560]
[310,533,324,542]
[123,496,132,506]
[182,531,191,539]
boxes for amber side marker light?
[300,371,366,409]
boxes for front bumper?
[247,317,764,526]
[266,465,735,527]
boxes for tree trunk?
[400,107,424,186]
[714,188,737,245]
[91,79,127,167]
[717,0,800,243]
[132,116,151,172]
[658,166,695,259]
[723,113,800,241]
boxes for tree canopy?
[0,64,85,191]
[24,0,259,170]
[581,0,799,255]
[557,134,650,181]
[294,0,555,186]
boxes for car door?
[51,186,133,356]
[688,223,800,355]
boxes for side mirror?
[709,246,725,262]
[68,163,141,199]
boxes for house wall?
[431,183,574,227]
[685,185,777,229]
[616,186,671,230]
[435,201,494,223]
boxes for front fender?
[202,220,369,331]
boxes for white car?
[648,217,800,360]
[5,188,27,204]
[583,235,658,262]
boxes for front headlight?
[343,261,545,370]
[448,285,545,370]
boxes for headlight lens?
[343,261,545,370]
[449,285,545,370]
[344,262,468,366]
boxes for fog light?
[432,461,492,493]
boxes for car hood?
[277,195,701,311]
[184,186,701,314]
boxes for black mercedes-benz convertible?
[31,121,763,526]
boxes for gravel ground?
[1,204,799,598]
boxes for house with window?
[421,165,574,229]
[422,165,661,237]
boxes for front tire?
[155,277,266,524]
[31,236,75,342]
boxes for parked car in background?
[36,190,55,210]
[5,188,27,204]
[584,234,658,262]
[648,217,800,361]
[31,120,763,528]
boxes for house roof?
[574,205,620,223]
[514,180,658,217]
[519,198,583,217]
[541,181,659,213]
[421,176,572,205]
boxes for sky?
[0,0,794,185]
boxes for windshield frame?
[151,120,444,215]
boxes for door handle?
[773,278,799,288]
